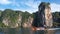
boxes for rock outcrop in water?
[32,2,53,28]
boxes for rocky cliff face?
[1,9,22,28]
[0,9,33,28]
[22,17,33,28]
[32,2,53,28]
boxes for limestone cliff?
[0,9,33,28]
[32,2,53,28]
[2,9,22,28]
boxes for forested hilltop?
[0,9,60,28]
[0,9,33,28]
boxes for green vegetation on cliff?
[0,9,32,28]
[0,9,60,28]
[52,12,60,27]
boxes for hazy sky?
[0,0,60,13]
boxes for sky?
[0,0,60,13]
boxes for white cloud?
[0,0,12,5]
[51,3,60,12]
[11,0,20,7]
[0,9,5,11]
[24,2,60,13]
[19,0,41,13]
[20,0,60,13]
[0,0,60,13]
[13,8,36,13]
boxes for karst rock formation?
[32,2,53,28]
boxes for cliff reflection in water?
[0,28,59,34]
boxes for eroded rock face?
[22,17,33,28]
[2,11,22,28]
[32,2,53,27]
